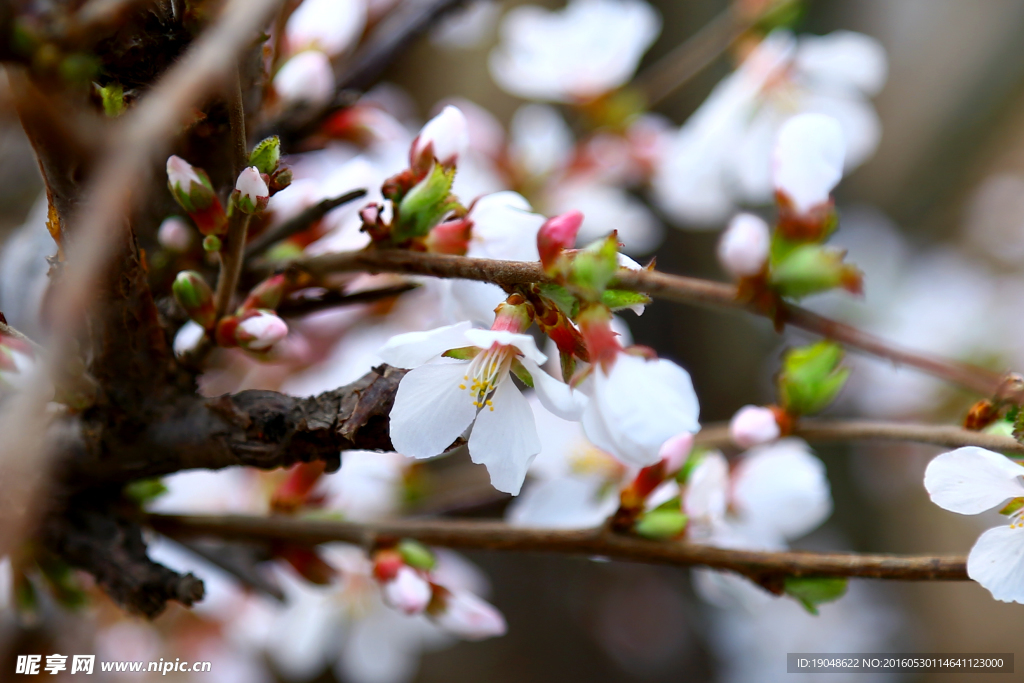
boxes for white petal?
[389,363,477,459]
[415,105,470,165]
[467,191,545,262]
[796,30,888,96]
[509,104,574,177]
[507,476,616,529]
[924,447,1024,515]
[590,355,701,466]
[444,280,507,328]
[581,400,623,459]
[967,525,1024,604]
[377,321,473,368]
[463,328,546,364]
[520,357,587,421]
[731,438,832,541]
[684,451,729,523]
[772,113,846,214]
[273,51,335,106]
[468,379,540,495]
[717,214,771,278]
[286,0,367,56]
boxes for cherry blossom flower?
[924,446,1024,603]
[729,405,781,449]
[717,212,771,277]
[430,588,507,640]
[157,216,194,252]
[684,439,832,607]
[652,30,887,227]
[285,0,367,57]
[382,566,433,615]
[273,50,335,107]
[380,320,567,495]
[488,0,660,103]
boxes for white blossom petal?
[717,214,771,278]
[507,476,616,529]
[731,439,832,542]
[286,0,367,56]
[389,362,477,459]
[467,191,545,262]
[772,113,846,214]
[684,451,729,525]
[519,357,587,420]
[468,378,540,495]
[463,328,546,364]
[924,447,1024,515]
[967,525,1024,604]
[377,321,473,368]
[796,30,888,96]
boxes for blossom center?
[459,343,515,410]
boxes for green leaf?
[769,244,861,299]
[568,233,619,299]
[442,346,479,361]
[634,509,687,540]
[125,478,169,505]
[397,539,436,570]
[676,447,709,484]
[783,576,847,615]
[510,358,534,388]
[601,289,651,312]
[537,283,578,318]
[778,341,849,416]
[394,164,457,242]
[97,82,125,117]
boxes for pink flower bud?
[717,213,770,278]
[273,51,334,106]
[658,432,694,472]
[537,210,583,269]
[234,310,288,351]
[382,566,432,615]
[235,166,270,214]
[729,405,781,449]
[772,114,845,216]
[158,217,194,252]
[411,105,469,168]
[432,589,507,640]
[166,155,205,192]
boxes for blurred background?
[4,0,1024,681]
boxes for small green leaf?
[770,244,862,299]
[999,497,1024,517]
[676,447,709,484]
[634,509,687,540]
[537,283,578,318]
[125,478,169,505]
[443,346,479,361]
[97,82,125,117]
[783,576,847,615]
[778,341,849,416]
[394,164,457,242]
[601,289,651,312]
[397,539,436,570]
[568,234,619,300]
[510,358,534,388]
[249,136,282,175]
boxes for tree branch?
[277,249,1006,398]
[244,189,368,260]
[696,419,1024,455]
[148,514,968,585]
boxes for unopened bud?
[234,166,270,214]
[172,271,215,330]
[778,341,850,416]
[249,136,282,175]
[634,508,687,540]
[203,234,222,252]
[538,210,583,270]
[382,566,432,615]
[411,105,469,169]
[397,539,436,571]
[658,432,694,473]
[394,164,456,241]
[769,244,863,299]
[729,405,781,448]
[242,274,287,311]
[431,588,507,640]
[166,155,227,235]
[234,309,288,351]
[718,213,770,278]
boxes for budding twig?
[244,189,368,260]
[279,249,1006,398]
[149,514,968,583]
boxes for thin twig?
[214,69,253,321]
[633,6,748,108]
[696,419,1024,455]
[0,0,288,559]
[278,249,1006,397]
[278,282,419,318]
[244,189,367,260]
[149,514,968,582]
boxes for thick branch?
[149,514,968,584]
[696,419,1024,455]
[280,249,1005,397]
